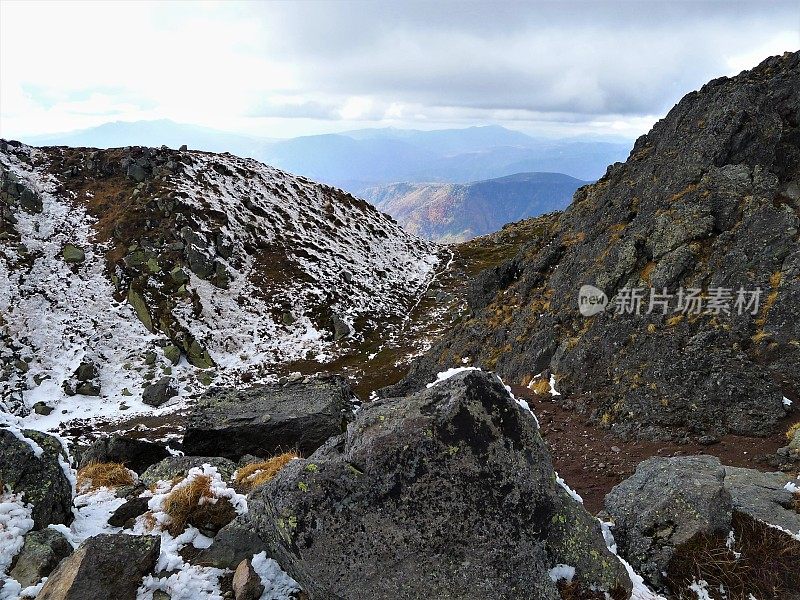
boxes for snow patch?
[251,551,301,599]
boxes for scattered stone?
[78,435,170,474]
[8,528,73,588]
[33,401,54,415]
[61,244,85,264]
[163,344,181,365]
[142,376,177,408]
[232,559,264,600]
[0,428,73,529]
[249,370,630,599]
[183,377,356,460]
[179,144,188,151]
[107,497,151,528]
[330,314,351,341]
[127,288,153,332]
[36,533,160,600]
[193,516,267,569]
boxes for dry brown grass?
[786,421,800,442]
[666,511,800,599]
[234,452,299,493]
[793,492,800,514]
[77,461,134,492]
[529,377,551,396]
[162,474,236,535]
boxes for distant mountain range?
[365,172,587,242]
[22,121,631,194]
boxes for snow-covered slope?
[0,140,441,432]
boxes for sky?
[0,0,798,141]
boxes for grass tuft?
[77,461,134,492]
[786,421,800,442]
[234,451,299,493]
[529,377,551,396]
[666,511,800,599]
[162,474,236,535]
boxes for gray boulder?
[141,376,177,408]
[193,515,267,569]
[0,428,73,529]
[605,455,733,586]
[724,466,800,537]
[107,497,151,528]
[78,435,170,474]
[8,528,73,588]
[140,455,236,487]
[183,376,356,460]
[249,370,631,600]
[36,534,159,600]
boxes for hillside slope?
[365,172,587,242]
[0,142,440,429]
[386,52,800,442]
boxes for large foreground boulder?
[183,376,355,460]
[77,434,170,474]
[0,428,73,529]
[36,534,160,600]
[605,455,732,586]
[249,370,631,600]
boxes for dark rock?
[233,559,264,600]
[183,377,356,461]
[179,144,188,151]
[0,428,73,529]
[386,52,800,440]
[140,456,236,487]
[36,534,159,600]
[33,401,54,416]
[74,362,97,382]
[142,376,177,407]
[330,314,351,340]
[78,435,170,474]
[193,515,267,569]
[249,370,630,599]
[605,455,732,587]
[8,528,73,588]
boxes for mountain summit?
[387,51,800,441]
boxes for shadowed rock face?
[387,52,800,441]
[183,376,355,460]
[249,370,631,600]
[0,429,73,530]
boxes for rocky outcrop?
[8,528,73,588]
[606,456,800,591]
[249,370,631,599]
[183,377,356,460]
[388,52,800,440]
[0,428,73,529]
[605,455,732,586]
[78,434,170,474]
[36,534,160,600]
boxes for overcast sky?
[1,1,798,140]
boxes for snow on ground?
[251,551,301,600]
[0,143,442,438]
[49,488,126,548]
[599,520,668,600]
[0,492,34,579]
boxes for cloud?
[1,0,797,138]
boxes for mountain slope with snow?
[0,141,441,432]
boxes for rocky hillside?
[0,141,441,428]
[386,52,800,442]
[364,172,586,242]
